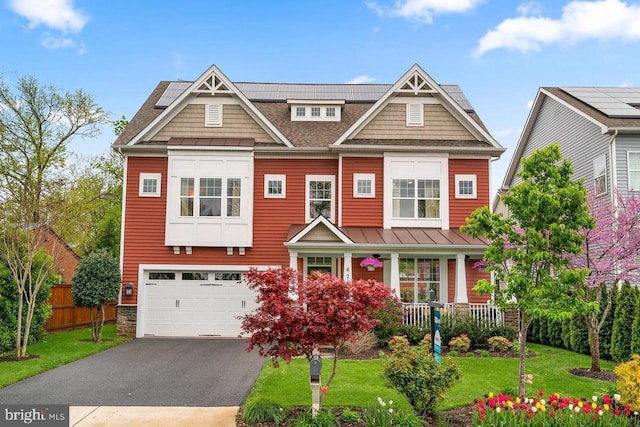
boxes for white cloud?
[493,128,514,137]
[8,0,88,33]
[41,33,87,54]
[516,1,543,16]
[366,0,483,23]
[526,99,534,110]
[475,0,640,56]
[346,75,377,84]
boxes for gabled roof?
[286,216,353,245]
[332,64,502,151]
[122,65,294,148]
[500,86,640,196]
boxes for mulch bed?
[568,367,616,382]
[0,354,40,362]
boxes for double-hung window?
[179,177,241,217]
[392,179,440,218]
[628,152,640,191]
[593,155,607,196]
[399,258,440,303]
[306,175,335,222]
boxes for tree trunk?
[21,297,36,357]
[518,312,529,398]
[95,305,106,343]
[15,289,23,358]
[90,308,97,342]
[587,316,601,372]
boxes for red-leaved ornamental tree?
[570,190,640,371]
[240,268,394,389]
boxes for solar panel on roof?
[562,87,640,118]
[154,80,475,111]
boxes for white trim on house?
[353,173,376,198]
[305,174,336,223]
[287,215,353,245]
[139,173,162,197]
[264,174,286,198]
[455,174,477,199]
[627,151,640,191]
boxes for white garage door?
[142,270,258,337]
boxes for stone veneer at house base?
[117,305,137,338]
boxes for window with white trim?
[399,258,439,303]
[139,173,161,197]
[455,174,477,199]
[290,104,342,121]
[628,152,640,191]
[179,177,241,218]
[392,179,440,218]
[306,175,335,222]
[264,174,286,198]
[205,103,223,127]
[311,107,321,117]
[353,173,375,198]
[306,256,333,275]
[326,107,336,117]
[296,107,306,117]
[406,103,423,126]
[593,154,607,196]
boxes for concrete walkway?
[70,406,238,427]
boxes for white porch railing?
[402,303,504,328]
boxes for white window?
[593,154,607,196]
[289,101,343,121]
[455,174,477,199]
[406,103,424,126]
[392,179,440,219]
[306,175,335,222]
[353,173,375,198]
[205,103,223,127]
[264,174,286,198]
[326,107,336,117]
[628,152,640,191]
[139,173,161,197]
[306,256,333,275]
[311,107,321,117]
[399,258,440,303]
[296,107,306,117]
[179,177,241,218]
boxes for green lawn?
[0,324,130,388]
[245,343,617,411]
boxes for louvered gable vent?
[406,103,423,126]
[205,103,223,127]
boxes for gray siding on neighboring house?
[615,134,640,197]
[511,96,610,192]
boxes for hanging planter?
[360,257,383,271]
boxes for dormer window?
[288,99,344,122]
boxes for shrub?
[383,335,459,415]
[420,333,432,349]
[487,336,511,352]
[611,283,638,362]
[631,297,640,355]
[528,317,540,344]
[570,313,590,355]
[615,354,640,411]
[372,297,404,346]
[488,325,518,342]
[448,334,471,352]
[476,349,490,357]
[340,409,360,424]
[292,409,337,427]
[339,331,377,357]
[242,400,287,424]
[561,317,572,350]
[399,324,429,346]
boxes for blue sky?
[2,0,640,194]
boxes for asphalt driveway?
[0,338,265,406]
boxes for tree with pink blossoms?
[570,190,640,371]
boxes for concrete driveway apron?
[0,338,264,406]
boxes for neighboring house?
[497,87,640,213]
[113,64,505,338]
[40,227,79,285]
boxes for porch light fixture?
[125,283,134,296]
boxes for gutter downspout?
[117,146,126,306]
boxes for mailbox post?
[309,351,322,415]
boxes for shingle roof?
[544,87,640,129]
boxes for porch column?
[343,252,352,282]
[289,252,299,300]
[390,253,400,298]
[439,258,448,303]
[454,253,468,303]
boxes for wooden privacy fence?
[44,284,117,332]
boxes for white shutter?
[406,103,423,126]
[205,103,223,127]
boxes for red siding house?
[113,64,505,338]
